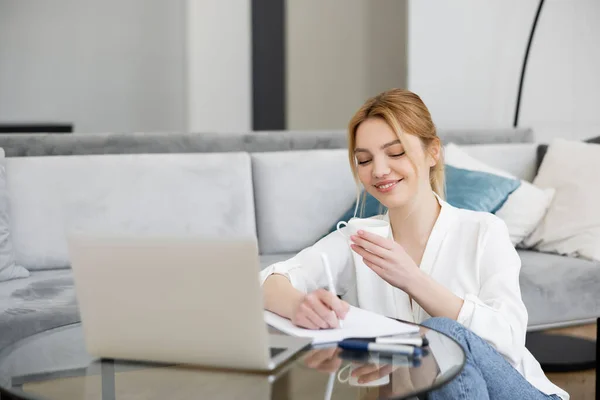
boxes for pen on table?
[376,336,429,347]
[344,335,428,347]
[320,252,343,328]
[338,339,423,357]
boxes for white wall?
[186,0,252,132]
[0,0,186,133]
[519,0,600,141]
[286,0,407,130]
[1,1,409,134]
[408,0,600,142]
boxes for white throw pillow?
[444,143,555,246]
[522,139,600,261]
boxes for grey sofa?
[0,128,598,355]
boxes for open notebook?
[264,306,419,345]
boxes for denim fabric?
[422,317,561,400]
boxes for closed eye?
[357,152,404,165]
[389,152,405,158]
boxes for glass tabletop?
[0,323,465,400]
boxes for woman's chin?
[370,191,412,210]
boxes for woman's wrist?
[399,265,426,293]
[263,274,305,318]
[404,270,465,320]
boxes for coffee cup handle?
[337,363,352,383]
[336,221,350,239]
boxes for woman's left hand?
[350,230,420,291]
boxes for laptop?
[67,234,312,372]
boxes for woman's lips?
[374,179,402,193]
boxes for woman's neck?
[388,189,441,247]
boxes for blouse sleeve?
[259,228,354,296]
[456,217,529,367]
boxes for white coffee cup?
[336,357,391,387]
[336,217,391,239]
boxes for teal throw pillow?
[445,164,520,213]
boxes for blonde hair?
[347,88,445,217]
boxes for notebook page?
[264,306,419,344]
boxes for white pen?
[376,336,428,347]
[320,252,344,328]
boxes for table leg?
[101,360,116,400]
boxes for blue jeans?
[422,317,561,400]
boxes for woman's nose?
[372,158,391,178]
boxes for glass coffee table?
[0,323,465,400]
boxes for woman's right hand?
[291,289,350,329]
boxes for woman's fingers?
[306,292,339,328]
[304,347,342,373]
[304,347,338,369]
[350,243,388,268]
[355,230,395,250]
[316,289,350,320]
[293,290,352,330]
[363,258,386,275]
[351,363,380,378]
[315,356,342,373]
[350,235,392,258]
[358,364,394,384]
[295,314,319,330]
[299,302,329,329]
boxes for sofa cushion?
[0,149,29,282]
[535,134,600,173]
[445,143,555,246]
[459,143,539,182]
[518,250,600,328]
[6,152,256,270]
[524,139,600,261]
[444,164,520,213]
[0,270,79,351]
[252,150,356,254]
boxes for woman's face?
[354,117,437,210]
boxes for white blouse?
[259,194,568,399]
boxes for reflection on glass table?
[0,323,465,400]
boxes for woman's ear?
[427,139,441,167]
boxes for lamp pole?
[513,0,545,127]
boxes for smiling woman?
[259,89,569,400]
[347,90,444,212]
